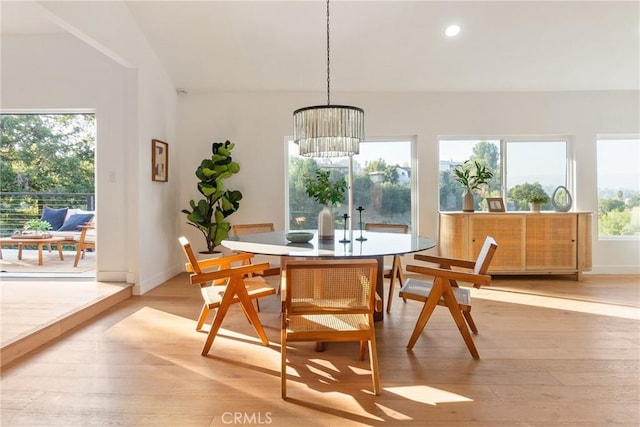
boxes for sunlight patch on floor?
[475,288,640,320]
[385,385,473,405]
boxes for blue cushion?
[40,207,68,230]
[58,213,94,231]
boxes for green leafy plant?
[24,219,52,232]
[527,193,549,204]
[181,140,243,253]
[453,160,494,192]
[508,182,550,210]
[303,169,347,207]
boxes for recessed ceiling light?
[445,24,461,37]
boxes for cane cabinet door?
[525,214,577,270]
[469,214,525,271]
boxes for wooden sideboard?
[438,211,592,279]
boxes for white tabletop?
[222,230,436,258]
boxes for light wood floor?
[1,273,638,426]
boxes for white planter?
[318,205,335,240]
[462,190,475,212]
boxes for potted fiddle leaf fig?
[454,160,494,212]
[181,140,243,253]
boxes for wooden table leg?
[37,243,44,265]
[56,242,64,261]
[17,243,23,260]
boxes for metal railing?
[0,192,95,237]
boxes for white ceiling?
[2,1,639,93]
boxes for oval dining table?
[222,229,437,321]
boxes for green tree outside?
[0,114,95,234]
[1,114,95,193]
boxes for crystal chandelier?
[293,0,364,157]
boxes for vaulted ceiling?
[2,1,639,93]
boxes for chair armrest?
[413,253,476,270]
[186,252,255,272]
[190,262,270,285]
[406,264,491,287]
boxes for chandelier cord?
[326,0,330,105]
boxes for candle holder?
[356,206,367,241]
[339,213,351,243]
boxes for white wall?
[179,90,640,274]
[2,2,180,293]
[2,2,638,295]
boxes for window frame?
[596,134,640,240]
[285,136,418,233]
[438,135,573,211]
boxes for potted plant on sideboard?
[527,193,549,212]
[453,160,494,212]
[181,140,243,253]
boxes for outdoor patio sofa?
[40,207,96,265]
[40,207,95,243]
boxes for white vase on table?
[318,205,334,240]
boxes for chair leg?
[201,293,234,355]
[406,280,442,350]
[73,245,84,267]
[398,261,407,303]
[386,257,399,313]
[196,304,210,331]
[359,340,366,360]
[234,282,270,346]
[462,310,478,334]
[441,282,479,359]
[368,325,380,395]
[281,324,287,399]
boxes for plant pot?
[462,190,475,212]
[529,203,542,212]
[318,205,334,240]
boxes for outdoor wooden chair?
[399,236,498,359]
[179,236,276,355]
[365,222,409,313]
[231,223,281,277]
[280,259,380,398]
[73,222,95,267]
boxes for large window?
[597,137,640,238]
[439,138,568,211]
[287,139,415,232]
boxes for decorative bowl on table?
[285,231,314,243]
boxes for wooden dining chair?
[280,259,380,399]
[364,222,409,313]
[179,236,276,355]
[399,236,498,359]
[231,223,281,277]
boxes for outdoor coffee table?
[0,236,66,266]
